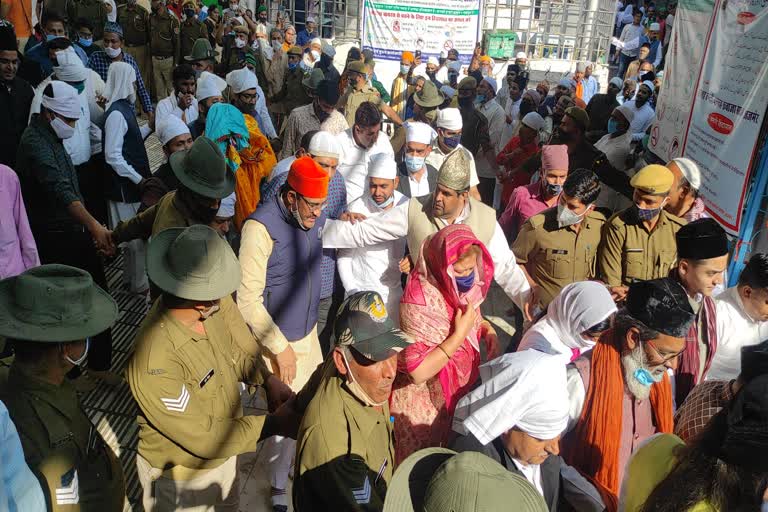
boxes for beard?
[621,345,665,400]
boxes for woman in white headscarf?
[517,281,617,364]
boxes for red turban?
[287,156,329,199]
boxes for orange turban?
[401,51,414,63]
[479,55,493,64]
[288,156,329,199]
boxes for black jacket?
[0,76,34,169]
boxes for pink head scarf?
[541,144,569,172]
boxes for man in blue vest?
[237,155,329,511]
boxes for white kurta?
[335,128,395,204]
[155,94,199,127]
[708,286,768,381]
[337,192,409,321]
[322,200,531,310]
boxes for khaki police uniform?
[149,8,180,100]
[294,362,395,512]
[1,365,125,511]
[118,2,151,106]
[127,294,272,511]
[271,65,312,119]
[339,86,383,126]
[512,207,606,307]
[179,17,209,62]
[68,0,110,40]
[598,208,686,287]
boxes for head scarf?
[541,144,568,172]
[41,81,82,118]
[105,61,136,110]
[453,350,570,444]
[226,67,258,93]
[53,47,89,82]
[157,115,191,145]
[196,71,227,101]
[204,102,250,173]
[518,282,617,363]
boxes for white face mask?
[311,49,321,61]
[556,202,587,228]
[104,46,122,59]
[51,116,76,139]
[234,37,246,48]
[341,349,387,407]
[63,338,90,367]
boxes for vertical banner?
[649,0,715,162]
[361,0,482,64]
[681,0,768,234]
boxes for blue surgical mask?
[46,33,59,42]
[375,194,395,209]
[455,272,475,293]
[400,64,410,75]
[607,118,620,134]
[404,154,425,173]
[78,36,93,47]
[474,94,486,106]
[443,134,461,149]
[633,367,656,387]
[288,61,298,70]
[545,182,562,196]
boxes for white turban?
[53,47,89,82]
[641,80,655,92]
[405,121,436,145]
[217,192,236,218]
[609,76,624,89]
[482,76,497,93]
[157,115,191,145]
[310,37,322,47]
[104,61,136,110]
[671,157,701,190]
[437,108,462,130]
[516,51,527,60]
[427,56,439,66]
[196,71,227,102]
[615,104,636,124]
[226,68,258,94]
[521,112,545,131]
[41,81,82,119]
[308,131,342,159]
[453,350,570,444]
[368,153,397,179]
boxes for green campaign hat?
[147,225,242,302]
[346,60,367,75]
[184,38,219,61]
[333,291,411,362]
[0,264,118,343]
[302,67,324,90]
[413,80,444,108]
[383,448,549,512]
[169,135,235,199]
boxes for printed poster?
[361,0,482,64]
[681,0,768,233]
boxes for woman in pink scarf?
[390,224,498,464]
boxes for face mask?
[341,349,388,407]
[481,68,489,77]
[311,50,320,60]
[374,194,395,209]
[607,118,620,134]
[474,94,486,106]
[288,61,298,70]
[443,134,461,149]
[544,182,562,196]
[199,302,220,320]
[455,272,475,293]
[104,46,122,59]
[51,116,76,139]
[299,60,312,71]
[78,36,93,47]
[448,60,462,72]
[404,154,426,173]
[194,68,202,79]
[632,342,665,387]
[46,33,59,42]
[400,64,410,75]
[234,38,246,49]
[291,203,310,231]
[634,200,665,221]
[556,202,586,228]
[458,96,473,109]
[64,338,90,367]
[272,40,282,52]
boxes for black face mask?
[458,96,473,109]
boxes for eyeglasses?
[238,91,258,102]
[646,340,684,364]
[299,195,327,213]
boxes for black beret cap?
[626,278,695,338]
[676,218,729,260]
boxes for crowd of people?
[1,0,768,511]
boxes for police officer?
[179,0,208,61]
[270,45,312,116]
[598,164,687,301]
[118,0,151,106]
[127,224,299,511]
[68,0,112,41]
[0,264,126,511]
[338,60,403,127]
[513,169,606,309]
[149,0,180,101]
[294,290,409,511]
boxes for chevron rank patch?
[161,384,190,413]
[351,475,371,505]
[56,468,79,505]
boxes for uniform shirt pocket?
[543,248,571,279]
[625,248,645,281]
